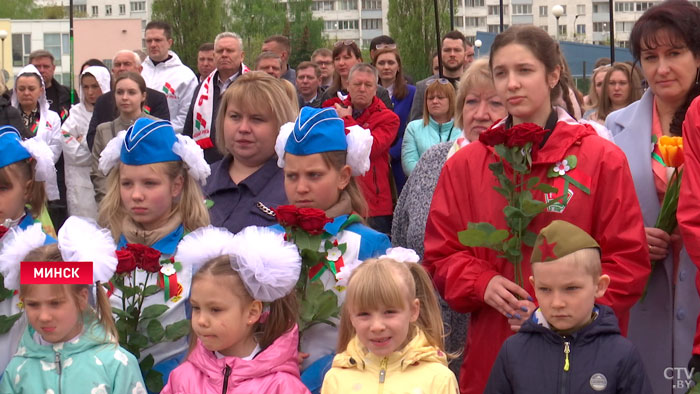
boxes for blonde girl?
[0,217,146,393]
[163,225,309,394]
[322,250,458,393]
[97,117,210,385]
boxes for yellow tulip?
[658,136,684,168]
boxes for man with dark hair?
[311,48,334,89]
[141,20,197,133]
[29,50,74,118]
[369,35,396,62]
[256,51,283,78]
[197,42,215,82]
[262,35,296,84]
[409,31,472,121]
[296,61,323,108]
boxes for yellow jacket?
[321,328,459,394]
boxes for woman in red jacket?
[422,25,650,394]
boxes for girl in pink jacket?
[162,225,310,394]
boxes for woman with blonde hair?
[591,62,642,124]
[204,71,299,233]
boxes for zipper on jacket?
[222,365,231,394]
[378,357,388,394]
[373,166,379,195]
[560,341,570,394]
[55,351,62,394]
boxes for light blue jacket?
[607,90,700,394]
[401,117,461,175]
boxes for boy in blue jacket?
[485,220,652,394]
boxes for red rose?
[297,208,332,235]
[115,250,137,274]
[506,123,548,148]
[0,225,8,240]
[274,205,299,227]
[479,125,508,146]
[139,248,162,273]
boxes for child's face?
[530,258,610,333]
[349,295,420,357]
[0,169,31,223]
[119,164,183,231]
[283,153,351,212]
[23,285,87,343]
[190,275,261,357]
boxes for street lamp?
[0,30,7,80]
[573,14,583,42]
[552,5,564,41]
[474,39,482,58]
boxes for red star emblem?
[539,238,557,261]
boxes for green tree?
[388,0,450,81]
[286,0,325,68]
[151,0,226,69]
[230,0,286,61]
[0,0,38,19]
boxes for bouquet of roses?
[274,205,358,333]
[109,243,190,393]
[458,123,562,288]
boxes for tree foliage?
[0,0,38,19]
[388,0,450,81]
[151,0,227,69]
[286,0,325,68]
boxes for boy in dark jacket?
[485,220,652,394]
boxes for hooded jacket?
[0,321,146,393]
[61,66,111,219]
[12,64,62,201]
[485,304,652,394]
[141,51,198,133]
[322,95,400,217]
[0,94,26,136]
[321,327,458,394]
[423,107,650,394]
[401,116,461,175]
[162,325,310,394]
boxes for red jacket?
[423,109,649,394]
[323,95,399,217]
[679,97,700,354]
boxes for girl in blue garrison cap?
[97,118,211,391]
[274,106,392,393]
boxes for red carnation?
[275,205,300,227]
[506,123,548,149]
[297,208,332,235]
[139,248,162,273]
[0,225,8,240]
[479,125,508,147]
[115,250,137,274]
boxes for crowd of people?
[1,0,700,392]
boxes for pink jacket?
[162,325,310,394]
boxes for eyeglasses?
[375,43,397,50]
[334,40,356,48]
[427,78,450,86]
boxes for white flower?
[160,263,176,276]
[326,247,342,262]
[63,357,73,369]
[95,356,103,366]
[40,360,56,371]
[114,349,129,366]
[91,384,108,394]
[15,346,26,357]
[335,258,363,288]
[132,382,147,394]
[553,159,570,176]
[380,247,420,264]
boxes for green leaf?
[120,285,138,298]
[145,368,164,393]
[458,228,487,247]
[525,176,540,189]
[0,312,22,334]
[503,206,525,219]
[142,285,161,298]
[141,304,169,320]
[522,199,547,216]
[338,243,347,254]
[173,261,182,272]
[139,354,155,372]
[534,183,558,193]
[164,320,190,342]
[128,332,149,348]
[0,274,13,301]
[522,230,538,247]
[488,161,504,175]
[564,155,578,169]
[111,307,128,320]
[486,230,510,246]
[147,319,165,343]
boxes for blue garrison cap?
[284,107,347,156]
[120,118,181,165]
[0,126,31,169]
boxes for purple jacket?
[162,325,310,394]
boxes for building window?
[512,4,532,14]
[614,2,634,12]
[312,1,335,11]
[539,5,547,16]
[119,4,125,14]
[558,25,567,36]
[637,2,654,11]
[576,4,585,15]
[488,5,507,15]
[465,16,486,27]
[615,21,635,32]
[576,24,586,35]
[74,4,86,13]
[465,0,484,7]
[540,25,548,32]
[488,24,508,33]
[130,1,145,12]
[361,0,381,10]
[361,18,382,30]
[562,5,567,15]
[339,0,358,10]
[91,5,98,16]
[453,16,464,28]
[325,20,358,30]
[105,5,112,15]
[11,33,31,67]
[593,22,607,32]
[44,33,69,66]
